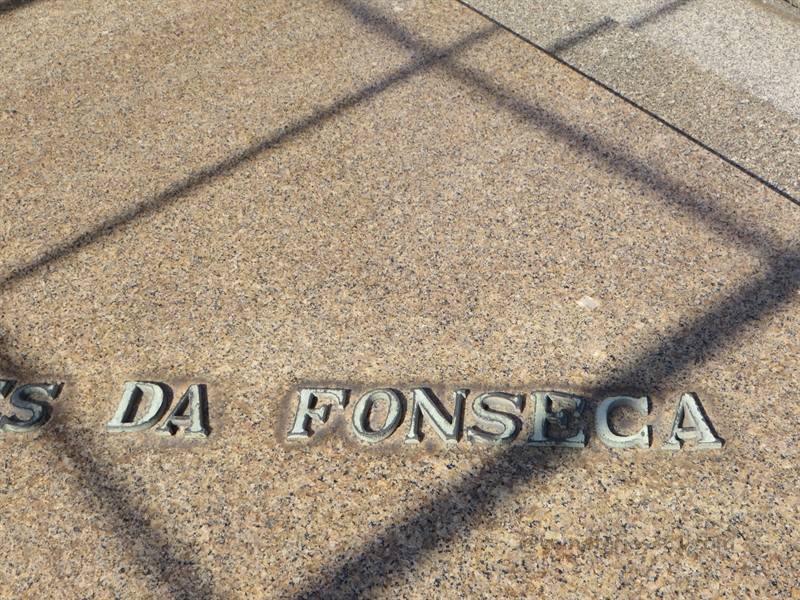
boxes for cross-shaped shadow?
[1,0,798,597]
[280,2,800,597]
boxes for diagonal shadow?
[546,16,616,55]
[0,24,500,294]
[441,54,789,258]
[1,0,794,295]
[292,261,800,598]
[0,12,500,600]
[48,425,222,599]
[341,0,795,253]
[288,1,800,597]
[0,347,222,599]
[291,243,800,598]
[459,0,800,207]
[627,0,696,30]
[541,0,696,55]
[0,0,44,14]
[1,0,799,597]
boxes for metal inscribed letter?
[404,388,466,445]
[527,391,587,448]
[0,383,59,433]
[467,392,523,445]
[595,396,650,449]
[287,388,348,440]
[351,388,404,443]
[662,392,723,450]
[106,381,167,432]
[154,384,209,439]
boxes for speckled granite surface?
[462,0,800,202]
[1,0,799,597]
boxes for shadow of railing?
[546,17,615,55]
[289,1,800,596]
[538,0,697,55]
[459,0,799,207]
[627,0,695,30]
[0,0,44,14]
[49,425,223,599]
[0,0,798,597]
[0,352,222,598]
[0,24,500,293]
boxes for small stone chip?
[576,295,600,310]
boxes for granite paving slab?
[461,0,800,202]
[1,0,799,597]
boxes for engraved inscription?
[106,381,167,432]
[287,388,348,440]
[528,391,586,448]
[107,381,209,438]
[0,381,61,433]
[595,396,650,449]
[467,392,523,445]
[351,388,404,443]
[285,386,723,451]
[405,388,466,445]
[661,392,723,451]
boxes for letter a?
[155,384,209,439]
[662,392,722,450]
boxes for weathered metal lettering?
[662,392,722,450]
[595,396,650,449]
[283,386,722,450]
[91,379,727,451]
[154,384,209,438]
[0,381,60,433]
[351,388,404,443]
[405,388,465,445]
[107,381,210,438]
[528,391,587,448]
[467,392,523,445]
[106,381,167,432]
[287,388,348,440]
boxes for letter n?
[405,388,465,445]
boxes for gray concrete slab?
[461,0,800,201]
[591,0,800,118]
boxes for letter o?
[352,389,404,443]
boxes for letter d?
[106,381,167,432]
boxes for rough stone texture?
[1,0,799,598]
[462,0,800,202]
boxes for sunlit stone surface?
[1,0,799,597]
